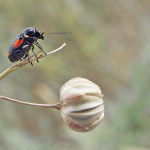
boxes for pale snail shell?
[59,77,104,132]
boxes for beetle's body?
[8,33,31,62]
[7,27,46,65]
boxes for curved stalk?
[0,95,60,110]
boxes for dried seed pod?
[60,77,104,132]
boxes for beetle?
[7,27,47,66]
[7,27,71,66]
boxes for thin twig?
[0,43,66,80]
[0,95,60,110]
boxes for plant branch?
[0,43,66,81]
[0,95,60,110]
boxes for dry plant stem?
[0,43,66,81]
[0,95,60,110]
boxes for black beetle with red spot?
[8,27,71,66]
[7,27,47,66]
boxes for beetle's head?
[23,27,44,40]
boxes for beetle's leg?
[34,41,47,55]
[23,53,28,59]
[26,53,33,66]
[31,45,39,63]
[21,45,33,66]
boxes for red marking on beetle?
[13,39,23,49]
[7,51,10,57]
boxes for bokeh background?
[0,0,150,150]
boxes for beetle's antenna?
[42,32,72,35]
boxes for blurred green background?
[0,0,150,150]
